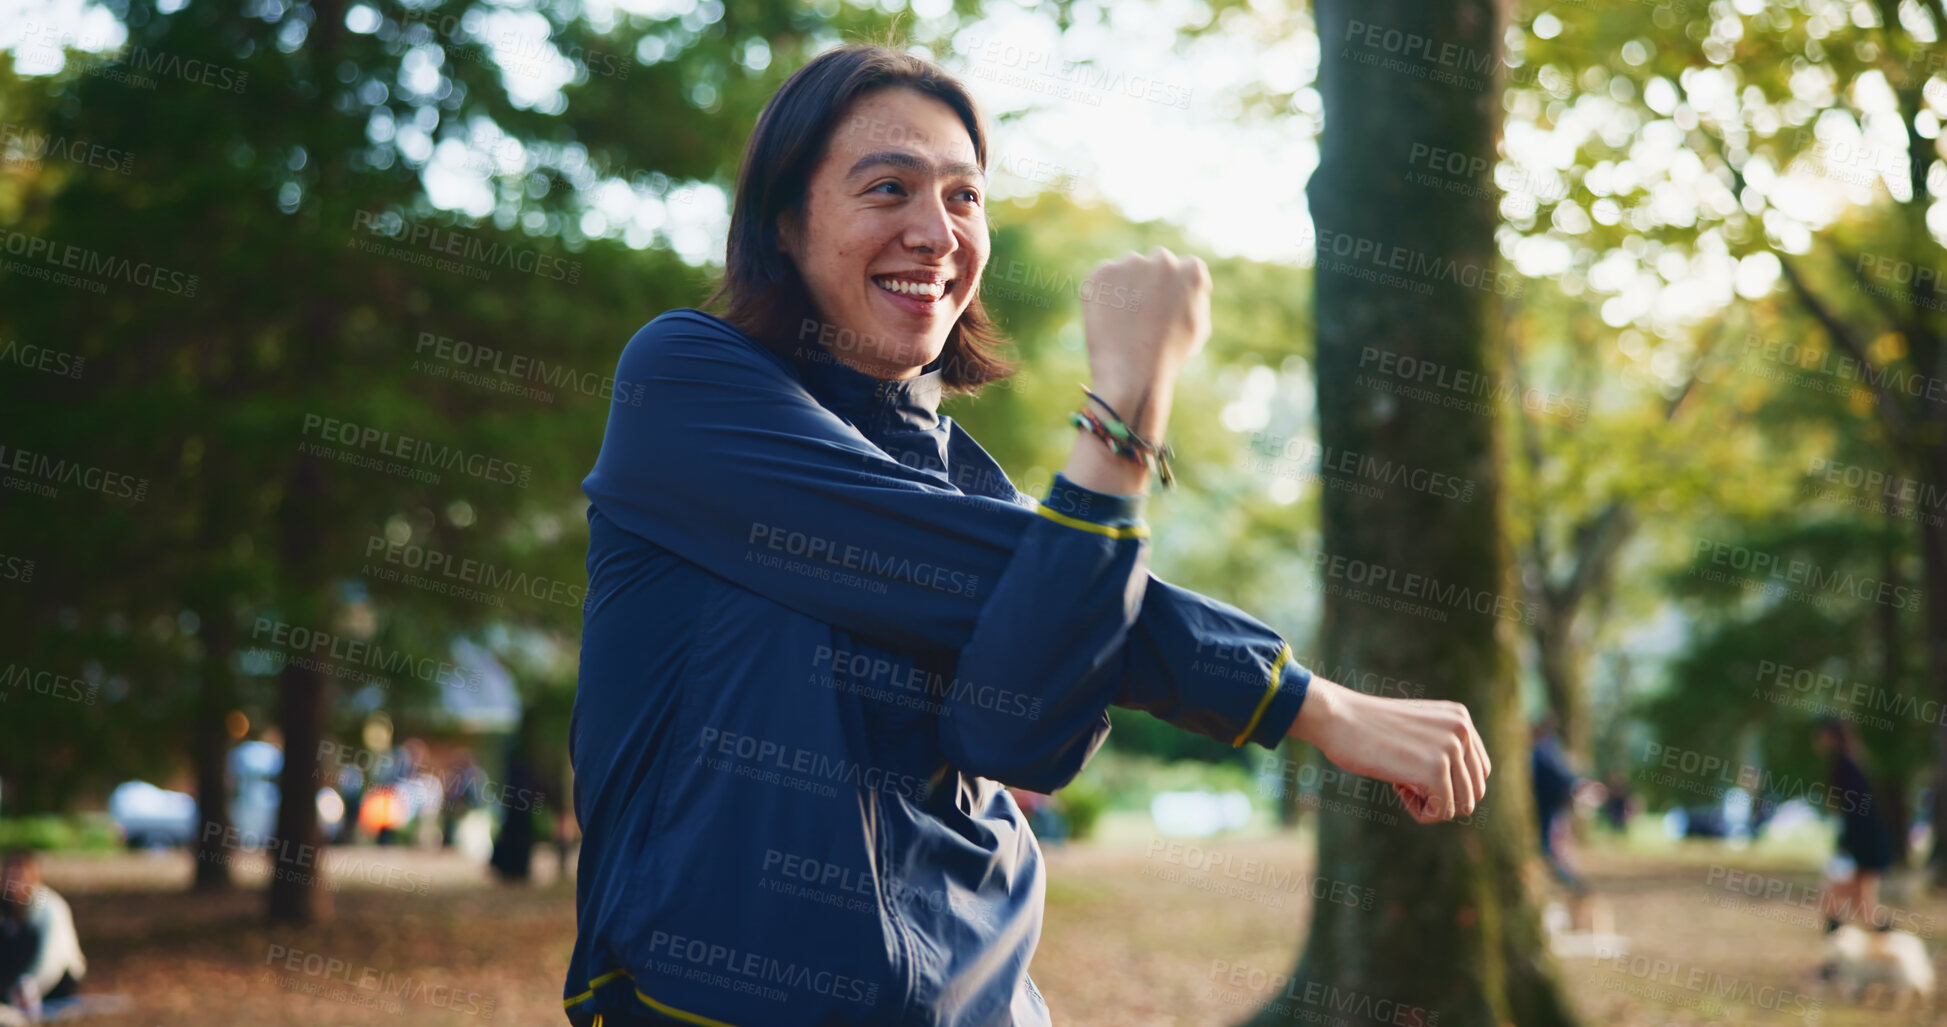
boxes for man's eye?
[955,189,981,204]
[870,181,905,195]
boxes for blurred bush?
[0,814,120,852]
[1056,777,1108,842]
[1076,749,1259,813]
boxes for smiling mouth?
[872,275,953,300]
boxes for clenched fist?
[1288,675,1492,824]
[1080,246,1211,438]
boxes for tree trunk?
[1248,0,1580,1024]
[1533,604,1586,766]
[1924,512,1947,886]
[268,452,333,924]
[1278,742,1312,829]
[269,657,332,922]
[1874,514,1911,867]
[191,613,236,891]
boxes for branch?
[1505,303,1565,611]
[1835,241,1929,341]
[1660,312,1742,424]
[1507,311,1639,616]
[1557,503,1630,614]
[1775,254,1915,445]
[1866,0,1947,379]
[1699,135,1897,419]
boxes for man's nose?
[903,195,957,255]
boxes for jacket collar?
[789,342,945,431]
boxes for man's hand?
[1063,246,1211,497]
[1288,675,1491,823]
[1079,246,1210,440]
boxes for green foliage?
[1075,747,1261,814]
[0,814,121,852]
[0,0,978,809]
[1052,774,1107,841]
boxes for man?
[563,42,1488,1027]
[0,851,86,1022]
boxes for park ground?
[38,821,1946,1026]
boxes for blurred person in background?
[1598,770,1632,834]
[1530,715,1587,894]
[368,738,428,846]
[1008,787,1066,844]
[551,802,580,882]
[0,851,85,1023]
[332,761,365,844]
[492,718,547,883]
[1814,716,1896,944]
[442,752,487,848]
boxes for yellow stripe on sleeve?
[1231,642,1294,747]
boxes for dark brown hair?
[1815,715,1856,760]
[703,42,1016,393]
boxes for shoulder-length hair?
[703,42,1016,393]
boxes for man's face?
[780,87,988,380]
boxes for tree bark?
[268,452,333,924]
[191,613,236,891]
[1525,506,1630,771]
[1533,603,1585,762]
[1874,513,1912,866]
[1923,511,1947,884]
[269,656,332,922]
[1278,742,1313,829]
[1248,0,1580,1023]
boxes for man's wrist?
[1288,674,1345,747]
[1063,430,1151,496]
[1087,380,1173,441]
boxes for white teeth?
[875,276,947,299]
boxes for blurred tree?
[1525,0,1947,880]
[1634,300,1931,858]
[1643,512,1925,850]
[1503,279,1727,766]
[0,0,980,922]
[1259,1,1580,1024]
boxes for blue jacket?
[563,308,1314,1026]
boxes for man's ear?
[776,209,799,258]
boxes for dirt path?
[35,836,1947,1025]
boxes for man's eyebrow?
[846,150,986,183]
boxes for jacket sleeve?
[582,313,1305,784]
[935,474,1148,791]
[1116,576,1312,750]
[940,478,1312,789]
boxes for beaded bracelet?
[1071,383,1176,488]
[1078,385,1176,486]
[1071,409,1177,488]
